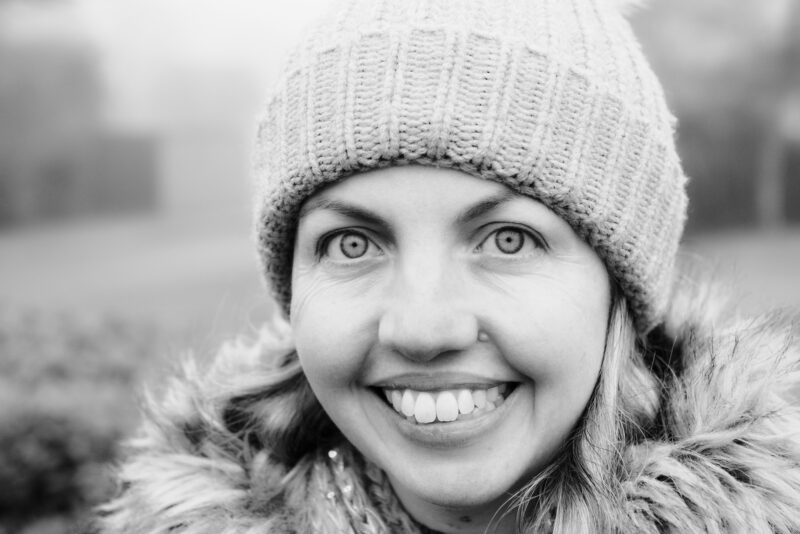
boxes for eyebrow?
[454,189,518,225]
[298,197,390,229]
[297,188,519,227]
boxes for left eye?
[478,227,541,256]
[322,230,382,260]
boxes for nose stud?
[478,331,489,342]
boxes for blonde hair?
[505,291,664,532]
[222,291,668,533]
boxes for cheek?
[506,313,604,393]
[494,279,609,407]
[291,275,373,391]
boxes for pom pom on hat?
[606,0,650,16]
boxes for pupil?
[495,229,523,254]
[340,233,368,258]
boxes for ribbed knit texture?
[253,0,688,332]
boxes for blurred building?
[0,3,159,227]
[0,0,253,233]
[152,66,256,232]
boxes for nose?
[378,257,479,362]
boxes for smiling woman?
[96,0,800,533]
[291,168,611,528]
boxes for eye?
[494,228,524,254]
[477,226,543,256]
[321,230,382,261]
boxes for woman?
[98,0,800,532]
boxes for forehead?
[298,166,520,219]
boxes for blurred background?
[0,0,798,531]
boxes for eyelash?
[315,225,546,261]
[475,225,547,256]
[316,228,382,261]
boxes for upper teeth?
[383,385,508,424]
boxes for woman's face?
[291,167,610,519]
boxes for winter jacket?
[96,278,800,533]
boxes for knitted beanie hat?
[254,0,688,333]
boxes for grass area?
[685,228,800,312]
[0,217,274,355]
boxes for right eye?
[321,230,383,261]
[475,225,545,258]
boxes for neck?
[390,480,517,534]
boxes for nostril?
[384,339,469,363]
[378,308,479,362]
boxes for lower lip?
[374,387,520,449]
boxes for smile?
[379,384,515,424]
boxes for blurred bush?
[0,305,164,533]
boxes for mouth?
[373,383,518,425]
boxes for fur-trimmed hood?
[96,279,800,533]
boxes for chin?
[424,485,512,510]
[385,458,526,511]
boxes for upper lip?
[370,372,516,391]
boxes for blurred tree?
[633,0,797,232]
[779,2,800,223]
[755,0,800,227]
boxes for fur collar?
[97,279,800,533]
